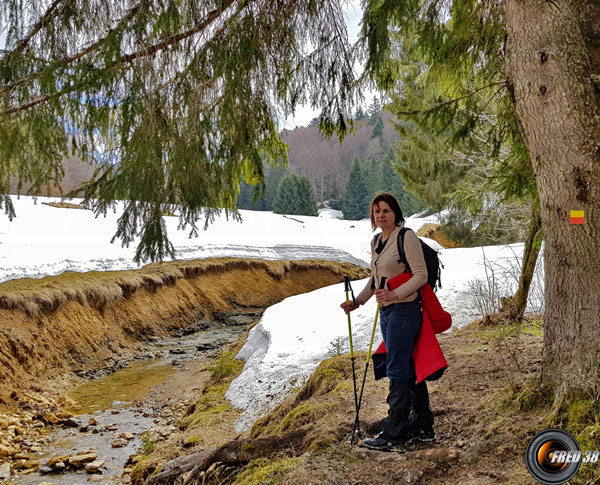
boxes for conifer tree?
[295,176,319,217]
[371,116,384,139]
[273,175,300,215]
[367,96,381,118]
[362,0,600,396]
[263,166,288,212]
[0,0,358,262]
[373,149,426,217]
[272,174,318,216]
[329,186,343,211]
[354,107,366,121]
[236,181,267,211]
[342,158,370,220]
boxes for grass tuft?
[207,351,243,381]
[233,457,300,485]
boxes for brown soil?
[3,259,597,484]
[0,258,368,412]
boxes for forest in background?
[8,155,96,198]
[11,104,427,221]
[237,105,427,219]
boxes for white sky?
[282,1,380,129]
[0,195,542,430]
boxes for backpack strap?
[396,227,410,269]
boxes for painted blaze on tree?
[0,0,358,262]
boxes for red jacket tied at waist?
[372,273,450,383]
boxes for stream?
[10,322,250,485]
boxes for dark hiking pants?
[379,299,423,438]
[410,380,434,430]
[379,299,422,381]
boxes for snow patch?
[226,280,381,431]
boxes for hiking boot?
[363,432,410,451]
[407,426,436,444]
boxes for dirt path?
[129,316,552,485]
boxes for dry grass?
[41,202,88,210]
[0,258,368,410]
[416,223,457,248]
[0,258,368,317]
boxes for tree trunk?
[503,201,542,320]
[504,0,600,395]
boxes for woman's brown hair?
[369,192,404,230]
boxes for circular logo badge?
[525,429,581,484]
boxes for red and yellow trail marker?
[570,210,585,224]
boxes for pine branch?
[12,0,64,55]
[120,0,239,65]
[396,81,507,116]
[2,0,245,115]
[0,0,150,95]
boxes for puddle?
[10,324,248,484]
[67,360,175,415]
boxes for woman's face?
[373,201,396,232]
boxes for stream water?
[12,324,247,485]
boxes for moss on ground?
[250,354,356,438]
[549,398,600,484]
[498,380,553,412]
[207,350,244,380]
[233,457,301,485]
[470,315,543,341]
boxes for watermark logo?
[525,429,584,484]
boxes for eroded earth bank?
[0,258,368,483]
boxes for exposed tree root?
[143,430,308,485]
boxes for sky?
[0,196,544,430]
[282,0,378,129]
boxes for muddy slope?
[0,258,368,409]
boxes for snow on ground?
[0,197,372,282]
[0,196,542,431]
[0,198,440,283]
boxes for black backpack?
[377,228,443,291]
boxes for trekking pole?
[344,276,360,446]
[352,276,387,444]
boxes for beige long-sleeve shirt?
[356,225,428,306]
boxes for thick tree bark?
[504,0,600,394]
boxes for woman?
[340,192,435,451]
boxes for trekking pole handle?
[344,275,358,305]
[378,276,388,290]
